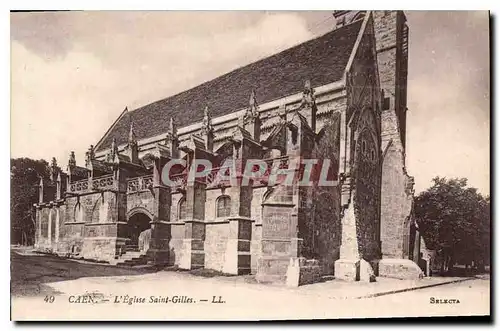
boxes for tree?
[10,157,54,246]
[414,177,490,273]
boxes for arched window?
[74,203,83,223]
[178,198,186,220]
[216,195,231,218]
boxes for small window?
[74,203,83,223]
[371,149,376,161]
[216,195,231,218]
[362,140,367,154]
[178,198,186,220]
[383,97,390,110]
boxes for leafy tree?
[414,177,490,272]
[10,157,58,245]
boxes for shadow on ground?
[10,250,156,298]
[432,265,490,278]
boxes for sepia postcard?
[10,10,491,321]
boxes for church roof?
[95,20,363,152]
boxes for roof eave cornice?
[94,79,346,159]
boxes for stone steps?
[120,252,146,259]
[125,245,139,252]
[112,250,148,267]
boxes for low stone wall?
[224,218,252,275]
[34,241,56,253]
[56,237,84,257]
[334,258,377,282]
[286,257,322,287]
[377,258,424,280]
[202,218,253,275]
[250,224,262,274]
[178,221,205,270]
[204,221,230,272]
[168,223,185,266]
[257,256,290,284]
[81,237,126,262]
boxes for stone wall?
[58,221,84,255]
[81,222,127,261]
[81,237,123,262]
[334,16,383,282]
[204,221,230,271]
[127,190,155,217]
[34,204,65,253]
[36,208,49,249]
[64,196,79,223]
[380,143,413,258]
[171,192,183,221]
[348,18,382,262]
[257,201,294,283]
[193,184,207,220]
[64,193,117,224]
[373,10,414,260]
[286,258,322,287]
[232,219,253,274]
[373,11,408,151]
[34,12,413,278]
[168,223,185,266]
[33,188,124,260]
[311,111,342,275]
[354,128,381,261]
[250,187,265,273]
[205,189,222,221]
[373,11,398,100]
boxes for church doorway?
[127,212,152,252]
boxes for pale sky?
[10,11,490,194]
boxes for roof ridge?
[127,20,362,114]
[96,19,363,152]
[94,107,129,151]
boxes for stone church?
[34,10,423,285]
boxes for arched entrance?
[127,211,152,252]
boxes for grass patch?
[188,268,235,278]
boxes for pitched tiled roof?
[95,20,362,152]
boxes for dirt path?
[10,248,489,320]
[10,250,155,297]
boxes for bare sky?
[10,11,490,194]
